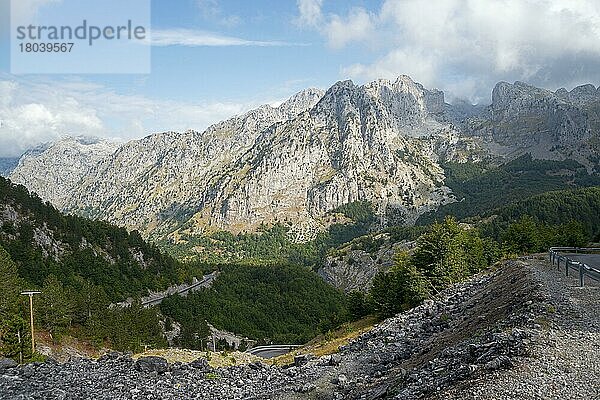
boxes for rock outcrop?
[464,81,600,166]
[318,233,415,292]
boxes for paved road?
[556,252,600,283]
[558,253,600,268]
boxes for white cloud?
[325,7,374,49]
[294,1,374,49]
[10,0,62,24]
[0,77,262,157]
[342,48,438,87]
[295,0,323,27]
[300,0,600,101]
[151,29,303,47]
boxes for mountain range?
[6,76,600,243]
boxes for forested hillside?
[0,177,351,359]
[0,176,185,300]
[160,263,348,347]
[0,177,191,358]
[418,155,600,225]
[161,201,377,266]
[480,186,600,252]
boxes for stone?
[188,357,212,372]
[134,356,169,374]
[0,358,17,370]
[332,374,348,387]
[293,354,311,367]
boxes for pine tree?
[0,244,23,315]
[0,245,29,360]
[38,274,75,342]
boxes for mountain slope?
[8,77,600,243]
[0,176,182,300]
[187,77,467,235]
[417,155,600,224]
[60,89,325,236]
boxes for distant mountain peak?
[276,87,325,117]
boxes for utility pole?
[21,291,41,355]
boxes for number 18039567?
[19,42,74,52]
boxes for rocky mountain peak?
[468,81,598,162]
[313,75,445,132]
[555,84,600,104]
[277,87,325,117]
[570,83,597,96]
[491,81,551,110]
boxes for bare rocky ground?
[437,256,600,400]
[1,256,597,400]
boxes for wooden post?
[28,295,34,353]
[21,291,41,356]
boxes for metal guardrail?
[549,247,600,287]
[246,344,302,356]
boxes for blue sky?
[1,0,600,156]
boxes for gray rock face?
[464,81,600,164]
[61,88,325,236]
[9,136,118,208]
[319,233,415,292]
[197,77,458,232]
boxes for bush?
[370,217,498,317]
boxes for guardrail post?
[579,263,585,287]
[565,259,570,277]
[558,256,562,270]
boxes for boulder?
[135,356,169,373]
[188,357,212,372]
[0,358,17,370]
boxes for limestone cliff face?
[63,88,326,235]
[464,82,600,167]
[318,232,415,293]
[9,136,118,208]
[194,77,455,233]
